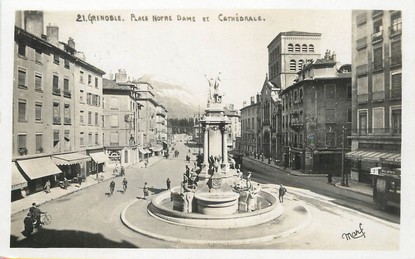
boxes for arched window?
[288,44,293,52]
[295,44,301,52]
[298,59,304,70]
[309,44,314,52]
[302,44,307,52]
[290,59,296,71]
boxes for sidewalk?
[11,155,164,215]
[243,155,373,197]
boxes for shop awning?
[12,163,27,190]
[138,148,150,154]
[53,153,91,166]
[17,157,62,180]
[346,150,401,164]
[89,152,108,164]
[149,145,163,152]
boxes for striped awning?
[346,150,401,164]
[149,145,163,152]
[12,163,27,190]
[138,148,150,154]
[53,153,91,165]
[89,152,108,164]
[17,157,62,180]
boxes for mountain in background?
[139,74,203,119]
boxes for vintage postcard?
[1,0,414,259]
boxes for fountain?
[146,74,284,228]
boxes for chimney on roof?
[250,96,255,105]
[46,24,59,46]
[256,92,260,103]
[22,11,44,37]
[115,69,127,83]
[109,72,113,80]
[324,49,331,60]
[243,101,247,107]
[229,104,234,110]
[332,51,336,62]
[68,37,75,49]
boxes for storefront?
[52,153,91,180]
[89,152,109,173]
[138,147,150,161]
[16,157,62,194]
[150,145,163,156]
[346,150,401,184]
[11,162,28,201]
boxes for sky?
[42,9,352,110]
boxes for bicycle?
[35,212,52,227]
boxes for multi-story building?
[267,31,322,90]
[280,51,352,174]
[240,96,260,155]
[346,10,402,183]
[258,76,282,162]
[102,71,142,167]
[155,104,168,144]
[12,11,105,200]
[223,104,241,150]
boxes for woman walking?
[143,182,149,200]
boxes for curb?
[334,182,373,197]
[244,157,327,177]
[120,198,312,246]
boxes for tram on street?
[370,167,401,210]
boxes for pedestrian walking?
[143,182,149,200]
[23,212,34,237]
[278,184,287,203]
[109,180,115,195]
[78,175,82,187]
[328,172,333,184]
[122,178,128,192]
[166,178,171,190]
[145,159,149,168]
[121,166,125,176]
[44,180,51,193]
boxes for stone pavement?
[243,155,373,197]
[10,155,164,215]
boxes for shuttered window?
[18,69,26,87]
[35,74,42,91]
[35,102,42,121]
[391,41,401,66]
[373,47,383,70]
[18,100,27,122]
[18,134,27,148]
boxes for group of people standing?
[23,202,44,237]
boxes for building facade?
[280,53,352,174]
[240,97,260,155]
[346,10,402,183]
[102,73,141,168]
[12,11,105,200]
[223,104,241,150]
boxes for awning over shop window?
[346,150,401,164]
[149,145,163,152]
[12,163,27,190]
[89,152,108,164]
[138,148,150,154]
[53,153,91,166]
[17,157,62,180]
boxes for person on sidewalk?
[44,180,51,193]
[166,178,171,190]
[30,203,43,228]
[121,166,125,176]
[279,184,287,203]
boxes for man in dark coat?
[30,203,42,227]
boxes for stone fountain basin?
[148,187,284,229]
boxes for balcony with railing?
[390,89,402,100]
[52,87,61,96]
[371,30,383,43]
[356,64,368,76]
[290,120,304,132]
[372,91,385,102]
[389,26,402,38]
[53,116,61,124]
[357,94,369,103]
[352,127,401,136]
[63,89,72,98]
